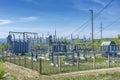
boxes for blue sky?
[0,0,120,39]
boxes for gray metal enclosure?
[101,41,118,56]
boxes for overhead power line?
[94,0,115,18]
[94,16,120,37]
[100,23,103,39]
[79,0,115,34]
[66,0,115,38]
[65,19,90,38]
[78,22,89,33]
[103,17,120,30]
[71,19,89,35]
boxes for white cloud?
[92,0,105,6]
[102,30,119,38]
[25,0,32,2]
[72,0,102,12]
[20,0,39,5]
[20,0,33,2]
[0,25,119,39]
[0,32,8,38]
[17,16,38,22]
[0,16,38,25]
[0,19,13,25]
[94,30,119,39]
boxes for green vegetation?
[7,56,120,75]
[1,37,120,77]
[0,61,18,80]
[52,71,120,80]
[0,43,9,50]
[118,35,120,39]
[0,61,6,80]
[0,45,4,50]
[72,37,120,54]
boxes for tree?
[118,35,120,39]
[75,39,81,45]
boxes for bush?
[0,68,5,79]
[0,62,6,79]
[118,35,120,39]
[0,62,18,80]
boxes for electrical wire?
[94,0,115,19]
[79,0,115,34]
[65,0,115,38]
[94,16,120,37]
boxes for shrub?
[0,62,6,79]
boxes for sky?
[0,0,120,39]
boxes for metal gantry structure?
[7,31,38,56]
[6,31,91,66]
[6,31,120,67]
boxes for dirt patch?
[4,62,40,80]
[4,62,120,80]
[48,67,120,79]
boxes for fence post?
[108,53,110,68]
[18,54,20,66]
[10,53,11,63]
[77,52,79,70]
[31,56,33,70]
[59,56,61,73]
[24,54,27,67]
[0,50,2,61]
[6,52,7,61]
[93,52,96,69]
[39,58,42,74]
[117,45,119,66]
[2,50,4,62]
[14,53,16,64]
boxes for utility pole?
[77,34,79,40]
[55,29,57,41]
[100,23,102,39]
[42,33,44,39]
[71,34,73,39]
[89,9,94,53]
[89,9,95,69]
[71,34,73,42]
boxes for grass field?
[4,61,120,80]
[52,71,120,80]
[0,61,18,80]
[4,55,120,75]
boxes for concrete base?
[50,63,54,66]
[69,63,74,66]
[55,64,59,67]
[65,62,69,65]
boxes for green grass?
[0,61,6,80]
[52,71,120,80]
[0,61,18,80]
[6,56,120,75]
